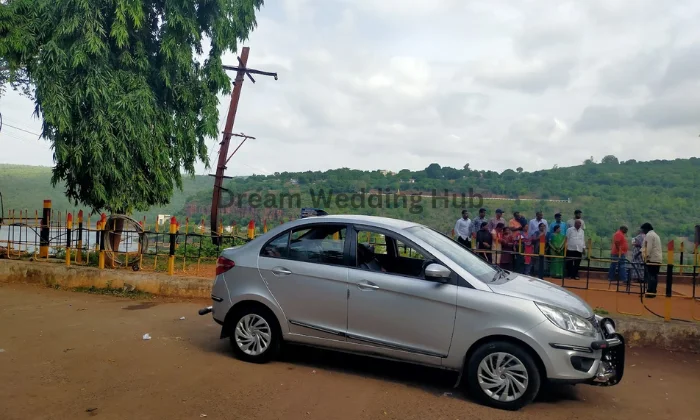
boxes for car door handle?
[271,267,292,276]
[357,281,379,290]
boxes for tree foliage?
[0,0,264,213]
[601,154,619,165]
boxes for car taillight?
[216,256,235,275]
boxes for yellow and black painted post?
[538,237,546,279]
[76,210,84,263]
[65,213,72,266]
[665,240,674,322]
[98,218,106,269]
[39,200,51,258]
[168,216,177,275]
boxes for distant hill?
[0,164,212,223]
[2,157,699,244]
[176,157,700,244]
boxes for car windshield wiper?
[491,264,508,282]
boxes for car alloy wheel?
[234,314,272,356]
[466,341,540,411]
[477,352,529,402]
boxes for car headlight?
[535,303,596,337]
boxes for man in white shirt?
[528,211,548,238]
[565,220,586,279]
[641,222,662,297]
[454,210,472,249]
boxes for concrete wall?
[1,259,698,352]
[0,260,211,298]
[616,317,700,353]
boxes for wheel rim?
[234,314,272,356]
[477,352,529,402]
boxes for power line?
[3,123,41,137]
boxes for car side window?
[260,231,290,258]
[356,229,430,278]
[288,225,348,266]
[397,240,425,260]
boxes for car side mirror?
[425,263,451,283]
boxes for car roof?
[295,214,420,230]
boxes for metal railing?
[2,207,699,323]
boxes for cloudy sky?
[1,0,699,176]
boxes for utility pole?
[210,47,278,245]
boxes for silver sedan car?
[199,215,625,410]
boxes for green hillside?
[178,157,700,245]
[0,164,212,223]
[2,157,699,247]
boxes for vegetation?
[0,0,264,213]
[179,157,700,245]
[2,157,699,248]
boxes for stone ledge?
[0,259,211,298]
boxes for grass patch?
[593,307,610,315]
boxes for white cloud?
[2,0,700,178]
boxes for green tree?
[425,163,443,179]
[601,155,619,165]
[0,0,264,214]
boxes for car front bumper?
[531,316,625,386]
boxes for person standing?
[548,213,567,240]
[549,225,566,278]
[641,222,662,297]
[630,229,646,283]
[528,211,548,239]
[609,225,629,283]
[566,220,586,279]
[520,225,534,275]
[509,211,523,232]
[453,209,472,248]
[476,222,493,263]
[488,209,507,232]
[567,209,586,230]
[500,227,515,270]
[491,222,505,265]
[471,208,488,247]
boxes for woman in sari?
[499,227,515,270]
[548,225,566,278]
[630,229,646,283]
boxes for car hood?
[490,275,593,318]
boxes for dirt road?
[1,284,699,420]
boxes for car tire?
[465,341,541,411]
[228,306,281,364]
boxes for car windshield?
[405,225,498,284]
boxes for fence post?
[247,220,255,240]
[76,210,83,263]
[263,219,268,234]
[665,240,674,322]
[65,213,72,266]
[98,219,106,269]
[168,216,177,275]
[40,200,51,258]
[538,237,545,279]
[679,241,684,276]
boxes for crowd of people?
[453,208,663,297]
